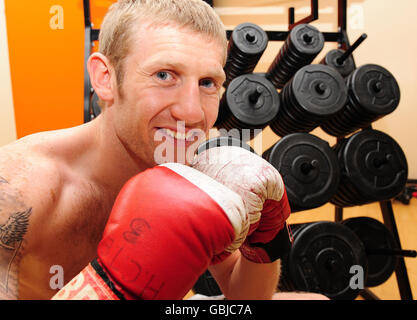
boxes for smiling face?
[108,22,226,168]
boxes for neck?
[84,114,149,200]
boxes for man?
[0,0,325,300]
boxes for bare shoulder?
[0,134,63,212]
[0,134,63,299]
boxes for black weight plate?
[291,64,348,117]
[329,197,347,208]
[221,120,265,141]
[289,222,309,239]
[225,60,256,75]
[288,221,367,300]
[265,133,340,210]
[330,185,357,207]
[330,193,350,208]
[321,49,355,78]
[196,136,255,155]
[269,117,299,137]
[279,43,307,69]
[268,124,288,137]
[289,24,324,56]
[277,108,308,133]
[270,111,299,136]
[348,64,400,116]
[329,105,354,132]
[267,40,312,89]
[327,108,361,135]
[332,138,348,157]
[91,91,101,117]
[334,181,363,206]
[346,89,379,123]
[344,101,375,127]
[333,138,377,205]
[269,63,296,85]
[281,43,312,71]
[277,88,314,129]
[219,115,244,132]
[278,40,306,65]
[287,39,316,63]
[226,73,280,126]
[193,270,222,296]
[322,115,353,137]
[230,22,268,56]
[214,93,230,126]
[281,83,320,125]
[267,66,297,90]
[217,116,238,132]
[321,123,345,138]
[343,129,408,201]
[341,217,398,287]
[332,184,354,206]
[226,53,260,69]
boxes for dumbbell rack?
[82,0,413,300]
[337,200,413,300]
[226,0,411,300]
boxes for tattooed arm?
[0,175,33,299]
[0,139,65,299]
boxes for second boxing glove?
[192,145,292,264]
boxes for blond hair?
[99,0,227,93]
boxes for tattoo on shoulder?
[0,208,31,250]
[0,208,32,297]
[0,179,32,297]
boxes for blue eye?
[156,71,170,81]
[200,79,214,88]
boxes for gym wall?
[0,0,416,178]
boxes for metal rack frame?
[83,0,100,123]
[82,0,413,300]
[236,0,411,300]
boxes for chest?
[19,184,114,299]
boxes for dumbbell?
[268,64,347,137]
[279,221,368,300]
[91,91,101,118]
[266,23,324,89]
[263,133,340,212]
[341,217,416,288]
[193,270,222,297]
[223,22,268,87]
[321,64,400,137]
[215,73,280,140]
[331,129,408,207]
[320,33,367,78]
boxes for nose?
[170,80,205,126]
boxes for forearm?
[209,251,280,300]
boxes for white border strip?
[0,0,17,146]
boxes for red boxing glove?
[53,163,248,300]
[192,145,292,263]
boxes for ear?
[87,52,116,104]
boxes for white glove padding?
[192,145,291,263]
